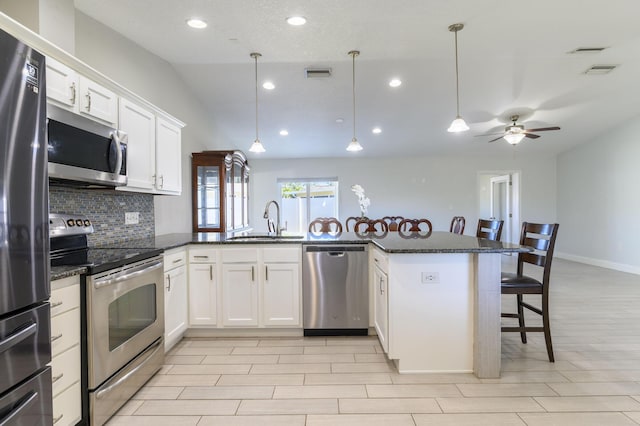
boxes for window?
[278,178,339,233]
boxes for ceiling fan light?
[249,139,266,153]
[447,116,469,133]
[504,133,526,145]
[346,137,363,152]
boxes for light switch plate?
[125,212,139,225]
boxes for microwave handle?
[110,131,126,175]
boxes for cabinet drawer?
[50,279,80,317]
[50,345,80,397]
[164,249,187,271]
[372,248,388,272]
[189,247,216,263]
[262,246,301,263]
[51,308,80,357]
[221,247,258,263]
[52,381,81,426]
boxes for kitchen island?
[51,231,528,379]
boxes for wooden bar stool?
[501,222,559,362]
[476,218,504,241]
[309,217,343,233]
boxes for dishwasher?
[302,245,369,336]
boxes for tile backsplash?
[49,186,154,246]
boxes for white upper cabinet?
[118,99,156,191]
[46,57,79,111]
[78,76,118,127]
[155,116,182,195]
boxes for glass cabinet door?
[191,150,249,233]
[195,165,220,229]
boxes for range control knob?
[84,220,91,227]
[67,219,75,227]
[75,219,83,226]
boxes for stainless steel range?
[50,213,164,426]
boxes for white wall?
[73,12,221,235]
[557,116,640,273]
[250,154,557,235]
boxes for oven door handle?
[95,339,162,400]
[93,260,163,289]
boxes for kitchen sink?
[226,234,305,242]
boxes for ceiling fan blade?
[475,132,505,137]
[487,136,504,143]
[524,133,540,139]
[526,126,560,132]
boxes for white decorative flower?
[351,184,370,216]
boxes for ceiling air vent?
[569,47,607,54]
[584,64,618,75]
[305,68,332,78]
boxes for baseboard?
[555,251,640,275]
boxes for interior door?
[490,175,511,243]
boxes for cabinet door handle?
[159,175,164,188]
[51,301,63,308]
[209,265,213,281]
[51,333,63,342]
[52,373,64,383]
[265,265,268,281]
[166,274,171,291]
[53,414,64,424]
[86,93,91,111]
[379,277,384,295]
[172,259,182,264]
[194,255,209,259]
[251,266,255,281]
[70,82,76,105]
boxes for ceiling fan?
[478,115,561,145]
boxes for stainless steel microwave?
[47,104,127,186]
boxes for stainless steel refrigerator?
[0,27,52,424]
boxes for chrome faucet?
[263,200,286,235]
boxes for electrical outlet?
[421,272,440,284]
[125,212,139,225]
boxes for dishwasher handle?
[305,245,366,253]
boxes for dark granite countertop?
[112,231,529,254]
[49,231,527,281]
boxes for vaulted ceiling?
[74,0,640,158]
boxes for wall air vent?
[569,47,607,54]
[305,68,332,78]
[584,64,618,75]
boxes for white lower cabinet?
[49,275,81,426]
[164,248,188,351]
[188,247,217,326]
[222,263,259,326]
[262,262,300,326]
[372,248,389,354]
[188,244,302,329]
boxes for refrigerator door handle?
[0,321,37,355]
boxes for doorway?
[477,171,520,244]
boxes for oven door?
[86,256,164,388]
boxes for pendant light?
[447,23,469,133]
[346,50,363,152]
[249,52,266,153]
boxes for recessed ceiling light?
[372,127,382,134]
[335,118,344,123]
[286,16,306,26]
[186,18,207,29]
[389,78,402,87]
[263,81,275,90]
[279,129,289,136]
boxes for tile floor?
[107,258,640,425]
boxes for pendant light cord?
[254,53,259,141]
[454,29,460,117]
[352,51,356,139]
